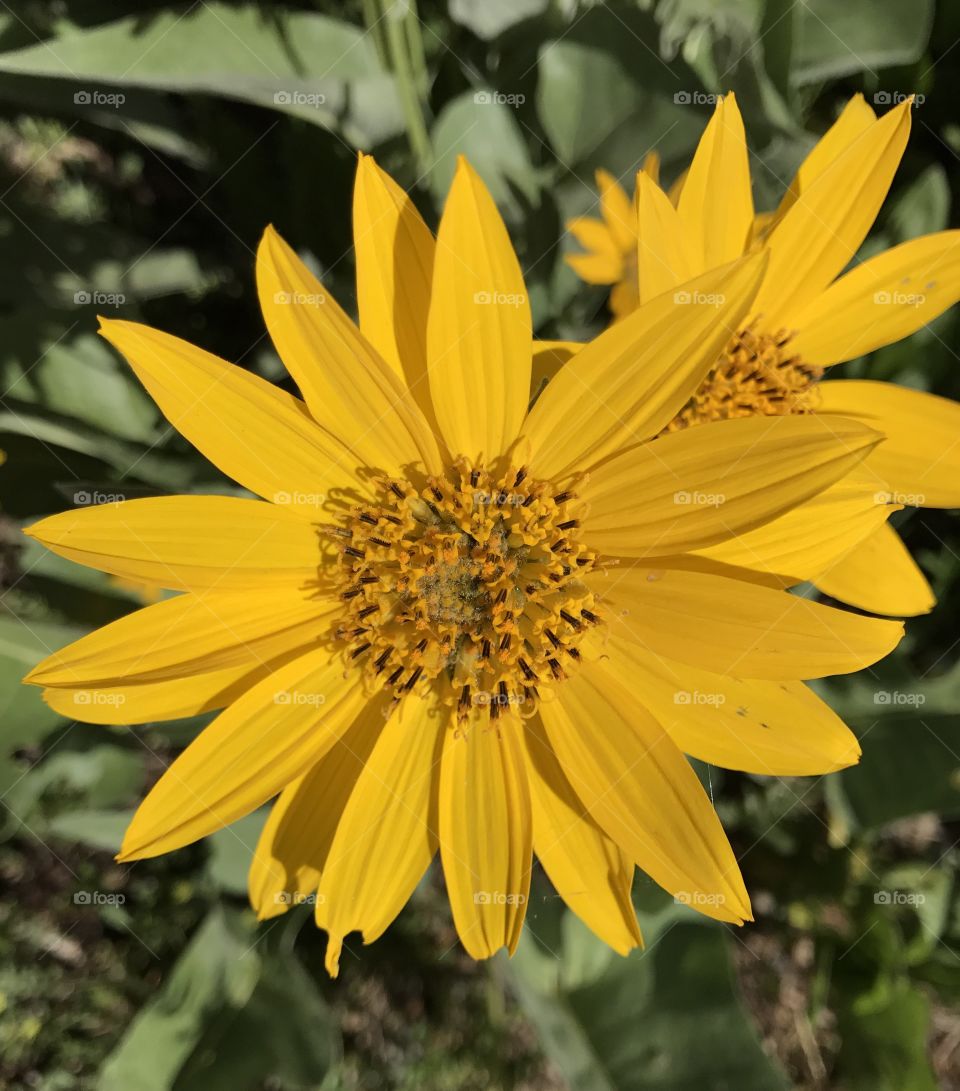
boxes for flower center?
[326,461,601,720]
[661,323,823,433]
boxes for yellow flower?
[24,155,902,973]
[567,93,960,618]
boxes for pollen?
[325,460,601,721]
[661,322,823,433]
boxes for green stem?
[380,0,434,176]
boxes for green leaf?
[430,91,539,213]
[792,0,934,84]
[836,980,937,1091]
[887,163,951,241]
[205,811,268,897]
[449,0,549,39]
[97,908,261,1091]
[830,713,960,830]
[500,914,787,1090]
[0,4,403,145]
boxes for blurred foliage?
[1,0,960,1088]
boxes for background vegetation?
[1,1,959,1088]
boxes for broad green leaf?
[206,810,268,897]
[449,0,549,39]
[430,91,539,213]
[792,0,934,84]
[501,915,787,1090]
[0,4,403,145]
[97,908,261,1091]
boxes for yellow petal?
[605,636,860,776]
[318,697,442,975]
[566,215,624,268]
[596,168,635,253]
[696,468,895,583]
[580,414,883,558]
[439,710,532,959]
[524,721,641,954]
[595,562,903,679]
[775,94,876,221]
[24,496,319,592]
[677,92,754,272]
[117,647,370,860]
[565,249,625,285]
[788,232,960,368]
[98,319,355,513]
[256,225,442,475]
[635,170,696,305]
[539,664,750,924]
[41,657,295,726]
[27,588,333,688]
[248,700,385,921]
[641,149,661,186]
[756,100,912,326]
[427,158,533,461]
[353,154,439,433]
[818,379,960,507]
[522,253,769,480]
[814,521,934,617]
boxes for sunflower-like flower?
[566,94,960,619]
[25,155,902,973]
